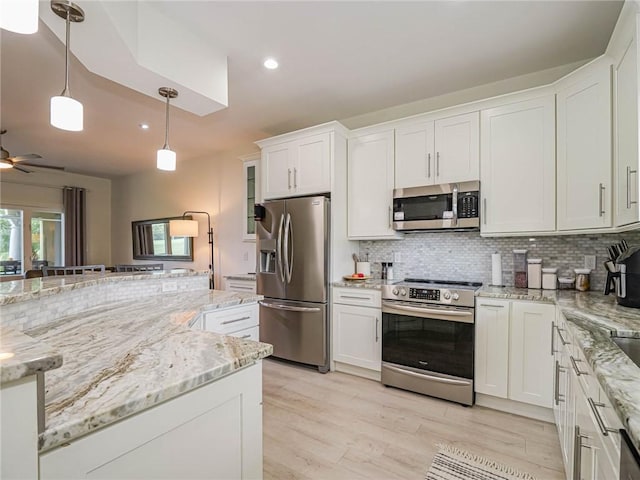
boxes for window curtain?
[63,186,86,266]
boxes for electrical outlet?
[584,255,597,270]
[393,252,402,263]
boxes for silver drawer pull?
[557,328,570,346]
[340,295,372,301]
[240,334,252,339]
[221,315,251,325]
[587,398,618,436]
[570,355,587,376]
[479,303,504,308]
[231,286,254,291]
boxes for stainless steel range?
[381,278,481,406]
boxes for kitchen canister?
[513,249,528,288]
[527,259,542,289]
[574,268,591,292]
[542,268,558,290]
[558,277,575,290]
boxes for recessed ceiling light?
[139,123,150,130]
[263,58,279,70]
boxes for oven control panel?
[409,288,440,301]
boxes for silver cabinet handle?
[375,317,379,342]
[570,355,588,376]
[388,205,392,228]
[240,334,252,339]
[554,360,567,405]
[287,169,292,189]
[483,198,487,225]
[427,153,431,178]
[551,322,555,355]
[557,328,570,346]
[340,295,372,301]
[479,302,504,308]
[293,167,297,188]
[221,315,251,325]
[628,166,638,208]
[436,151,440,177]
[599,183,605,216]
[587,398,618,436]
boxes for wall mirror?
[132,216,193,261]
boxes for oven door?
[381,301,474,380]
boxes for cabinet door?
[614,36,640,226]
[262,143,293,200]
[293,132,331,196]
[395,121,434,188]
[474,299,510,398]
[509,302,554,408]
[348,131,396,239]
[557,64,612,230]
[332,303,381,371]
[481,96,556,233]
[574,387,598,480]
[434,112,480,184]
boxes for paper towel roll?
[491,253,502,286]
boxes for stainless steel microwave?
[393,181,480,231]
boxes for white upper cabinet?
[614,28,640,227]
[395,121,434,188]
[481,96,556,234]
[433,112,480,184]
[395,112,479,189]
[348,130,398,239]
[557,60,612,231]
[257,124,347,200]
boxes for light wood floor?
[262,359,566,480]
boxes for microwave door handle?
[452,184,458,227]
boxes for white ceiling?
[0,1,624,179]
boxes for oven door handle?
[383,364,472,387]
[382,302,474,323]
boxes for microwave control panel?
[458,192,479,219]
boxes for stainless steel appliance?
[620,429,640,480]
[393,181,480,231]
[256,196,330,372]
[381,278,481,405]
[606,246,640,309]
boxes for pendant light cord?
[163,95,171,149]
[62,12,71,97]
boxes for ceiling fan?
[0,129,65,173]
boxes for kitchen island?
[0,271,272,479]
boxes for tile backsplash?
[359,231,640,291]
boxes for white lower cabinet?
[332,287,382,378]
[475,299,554,409]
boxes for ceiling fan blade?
[12,165,32,173]
[11,154,42,161]
[20,162,65,171]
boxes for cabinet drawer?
[596,388,623,468]
[204,304,258,334]
[225,280,257,294]
[333,287,381,307]
[228,326,259,342]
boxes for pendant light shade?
[50,95,83,131]
[50,1,84,132]
[0,0,39,34]
[157,87,178,171]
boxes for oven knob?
[399,288,407,296]
[452,293,460,300]
[443,291,451,300]
[392,288,399,295]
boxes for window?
[242,154,260,241]
[0,207,64,276]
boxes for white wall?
[111,150,257,287]
[0,169,112,266]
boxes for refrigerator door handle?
[284,213,293,283]
[259,301,321,313]
[276,213,285,283]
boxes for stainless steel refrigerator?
[256,195,330,373]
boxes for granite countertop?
[224,273,257,281]
[332,279,388,290]
[0,327,62,382]
[12,289,270,452]
[478,286,640,451]
[0,270,208,306]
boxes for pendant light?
[0,0,39,34]
[50,0,84,132]
[157,87,178,171]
